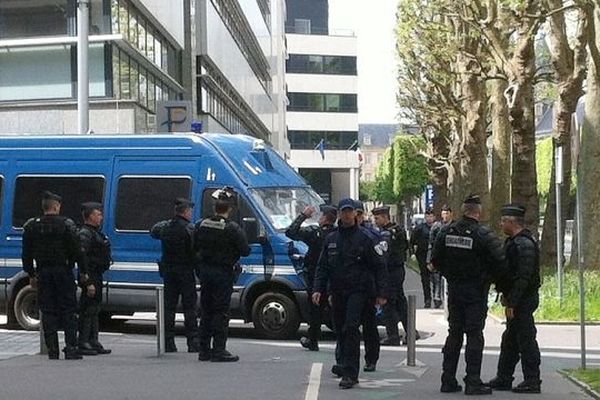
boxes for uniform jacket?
[503,229,540,308]
[194,215,250,269]
[313,223,388,297]
[78,224,112,279]
[150,215,196,269]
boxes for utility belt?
[36,261,71,270]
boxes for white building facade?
[285,32,360,203]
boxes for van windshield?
[249,187,324,231]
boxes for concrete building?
[285,0,359,204]
[0,0,289,155]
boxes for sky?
[329,0,399,124]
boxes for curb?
[559,369,600,400]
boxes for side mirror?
[242,217,260,244]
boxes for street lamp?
[77,0,90,135]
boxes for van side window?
[13,176,105,228]
[116,177,192,231]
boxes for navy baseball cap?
[338,198,356,211]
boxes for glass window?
[115,177,191,231]
[249,187,323,231]
[111,0,119,33]
[129,12,138,48]
[148,75,156,112]
[0,46,72,101]
[154,37,163,68]
[12,176,105,228]
[139,67,148,108]
[147,29,155,64]
[119,52,130,99]
[130,60,139,101]
[118,0,129,40]
[112,46,120,99]
[308,56,322,73]
[90,0,106,34]
[138,18,147,57]
[0,0,69,39]
[325,94,340,112]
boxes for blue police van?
[0,133,322,339]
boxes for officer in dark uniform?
[194,187,250,362]
[487,204,542,394]
[431,195,506,395]
[313,198,388,389]
[355,200,381,372]
[77,202,112,355]
[150,198,199,353]
[285,203,337,351]
[427,205,453,308]
[411,209,436,308]
[372,206,412,346]
[21,191,82,360]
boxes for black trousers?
[383,267,408,340]
[334,298,380,365]
[38,268,78,352]
[306,288,327,344]
[332,291,368,381]
[496,294,541,382]
[361,299,380,365]
[417,254,442,303]
[198,265,233,355]
[78,274,102,346]
[442,283,488,386]
[163,268,198,346]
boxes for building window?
[363,134,372,146]
[115,177,191,231]
[12,176,105,228]
[294,19,311,34]
[288,93,357,113]
[288,131,358,150]
[287,54,357,75]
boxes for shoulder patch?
[445,234,474,250]
[327,242,337,249]
[374,242,385,256]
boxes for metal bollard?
[156,287,165,356]
[39,311,47,355]
[407,294,417,367]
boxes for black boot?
[380,336,400,346]
[198,347,211,361]
[363,363,376,372]
[64,346,83,360]
[211,349,239,362]
[487,376,513,391]
[512,379,541,394]
[300,337,319,351]
[465,383,492,395]
[165,339,178,353]
[45,333,59,360]
[90,341,112,355]
[77,342,98,356]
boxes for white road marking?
[304,363,322,400]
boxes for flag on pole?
[314,138,325,160]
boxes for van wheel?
[13,285,40,331]
[251,292,300,340]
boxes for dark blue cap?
[372,206,390,215]
[354,200,365,212]
[338,198,356,211]
[42,190,62,203]
[319,204,338,218]
[464,194,481,204]
[501,203,526,217]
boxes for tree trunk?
[580,5,600,270]
[428,131,450,217]
[507,37,539,237]
[489,79,511,232]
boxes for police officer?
[411,209,436,308]
[372,206,412,346]
[427,205,453,308]
[21,191,82,360]
[150,198,199,353]
[285,204,337,351]
[194,187,250,362]
[313,198,388,389]
[77,202,112,355]
[487,204,541,393]
[355,200,381,372]
[431,195,506,395]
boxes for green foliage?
[568,369,600,393]
[359,181,377,202]
[490,270,600,322]
[537,137,553,204]
[373,134,429,203]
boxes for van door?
[106,157,201,313]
